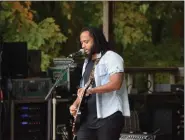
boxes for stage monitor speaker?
[1,42,28,79]
[28,50,41,77]
[119,133,156,140]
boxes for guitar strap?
[88,58,100,84]
[80,52,105,88]
[85,53,104,88]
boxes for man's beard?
[86,45,95,61]
[87,46,96,60]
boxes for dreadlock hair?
[80,27,111,60]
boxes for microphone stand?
[45,59,74,140]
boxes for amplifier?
[120,133,155,140]
[12,78,52,99]
[10,100,51,140]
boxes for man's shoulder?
[104,50,123,60]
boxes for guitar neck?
[74,80,92,118]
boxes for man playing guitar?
[69,27,130,140]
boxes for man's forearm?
[72,97,80,107]
[90,82,118,94]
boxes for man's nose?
[82,43,85,49]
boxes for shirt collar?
[96,52,102,59]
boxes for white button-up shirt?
[81,50,130,118]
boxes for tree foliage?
[0,1,67,70]
[114,2,152,48]
[113,1,183,67]
[31,1,102,56]
[0,1,183,72]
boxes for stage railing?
[125,67,184,94]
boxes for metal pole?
[103,1,114,49]
[47,99,52,140]
[103,1,109,42]
[52,98,57,140]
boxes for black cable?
[146,80,153,94]
[136,80,153,94]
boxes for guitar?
[72,57,101,140]
[72,78,94,140]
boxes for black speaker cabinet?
[28,50,41,77]
[1,42,28,79]
[146,94,183,140]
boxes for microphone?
[68,49,84,58]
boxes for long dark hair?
[80,27,111,60]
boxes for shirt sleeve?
[105,52,124,75]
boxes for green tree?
[114,2,152,48]
[31,1,102,56]
[0,1,67,70]
[113,1,183,67]
[2,1,182,70]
